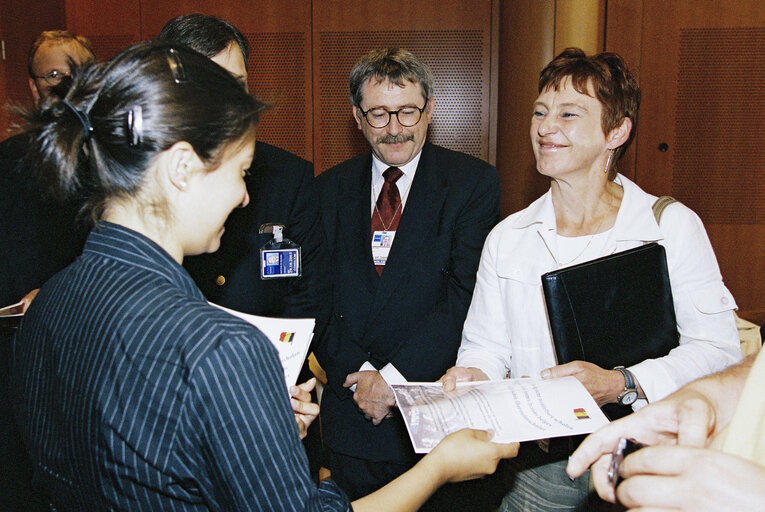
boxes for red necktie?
[371,166,403,275]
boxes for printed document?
[391,377,609,453]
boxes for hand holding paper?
[392,376,609,453]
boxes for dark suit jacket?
[184,141,330,337]
[0,133,85,307]
[316,142,501,463]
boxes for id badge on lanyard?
[260,224,301,279]
[372,230,396,266]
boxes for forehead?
[34,40,91,72]
[537,76,598,106]
[211,42,247,80]
[360,78,425,108]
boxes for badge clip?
[260,224,301,279]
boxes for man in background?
[158,14,330,332]
[1,29,95,512]
[315,48,501,509]
[27,30,95,106]
[1,29,95,308]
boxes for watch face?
[620,390,638,405]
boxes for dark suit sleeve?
[280,161,332,343]
[385,166,501,381]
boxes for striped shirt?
[11,222,349,511]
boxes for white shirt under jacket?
[456,174,742,406]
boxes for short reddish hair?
[539,48,641,179]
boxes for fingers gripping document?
[391,377,609,453]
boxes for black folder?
[541,243,679,369]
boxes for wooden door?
[607,0,765,323]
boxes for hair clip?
[166,48,186,84]
[61,98,94,142]
[127,105,143,147]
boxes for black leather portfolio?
[541,243,679,369]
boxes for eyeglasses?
[358,103,427,128]
[32,69,70,86]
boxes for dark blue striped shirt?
[11,222,349,511]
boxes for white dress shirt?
[457,174,742,407]
[356,153,424,387]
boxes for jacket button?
[216,275,226,286]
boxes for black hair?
[22,40,267,222]
[158,13,249,66]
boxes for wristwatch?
[614,366,638,406]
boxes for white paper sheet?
[391,377,609,453]
[210,303,314,387]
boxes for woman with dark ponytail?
[11,41,516,511]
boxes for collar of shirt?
[507,174,663,242]
[84,221,204,299]
[370,151,422,216]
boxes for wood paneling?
[495,0,554,216]
[607,0,765,324]
[65,0,140,61]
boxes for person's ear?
[606,118,632,150]
[423,97,435,125]
[352,105,364,130]
[28,78,41,105]
[163,141,202,192]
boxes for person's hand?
[613,445,765,510]
[425,429,519,483]
[439,366,490,392]
[344,370,395,425]
[567,386,718,500]
[541,360,624,406]
[290,378,319,439]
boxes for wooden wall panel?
[64,0,140,61]
[312,0,494,173]
[607,0,765,324]
[495,0,554,217]
[604,0,642,182]
[140,2,313,161]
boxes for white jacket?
[457,174,742,405]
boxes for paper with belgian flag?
[210,302,314,387]
[391,376,609,453]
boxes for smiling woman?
[443,47,742,511]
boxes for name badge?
[261,247,301,278]
[259,224,301,279]
[372,230,396,265]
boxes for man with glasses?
[315,48,501,509]
[27,30,95,105]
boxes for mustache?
[376,134,414,144]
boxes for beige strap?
[652,196,677,225]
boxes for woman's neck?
[102,200,184,264]
[551,175,624,237]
